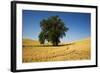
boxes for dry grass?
[22,38,91,63]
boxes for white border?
[16,3,96,70]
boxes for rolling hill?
[22,38,91,63]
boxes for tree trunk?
[52,42,58,46]
[55,42,58,46]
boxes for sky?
[22,10,91,42]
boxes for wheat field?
[22,38,91,63]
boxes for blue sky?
[22,10,91,42]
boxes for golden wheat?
[22,38,90,63]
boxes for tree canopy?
[38,15,69,46]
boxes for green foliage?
[39,31,46,44]
[38,15,69,46]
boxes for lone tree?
[38,15,69,46]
